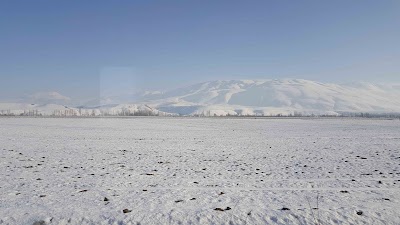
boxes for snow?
[0,103,171,117]
[1,79,400,116]
[152,79,400,115]
[0,103,74,116]
[1,117,399,225]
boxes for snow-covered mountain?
[141,79,400,116]
[1,79,400,116]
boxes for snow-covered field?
[1,118,399,225]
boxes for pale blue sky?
[0,0,399,102]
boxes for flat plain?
[0,117,399,225]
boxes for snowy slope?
[146,79,400,116]
[1,79,400,116]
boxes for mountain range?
[1,79,400,116]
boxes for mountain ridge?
[1,79,400,116]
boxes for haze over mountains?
[1,79,400,116]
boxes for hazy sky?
[1,0,399,102]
